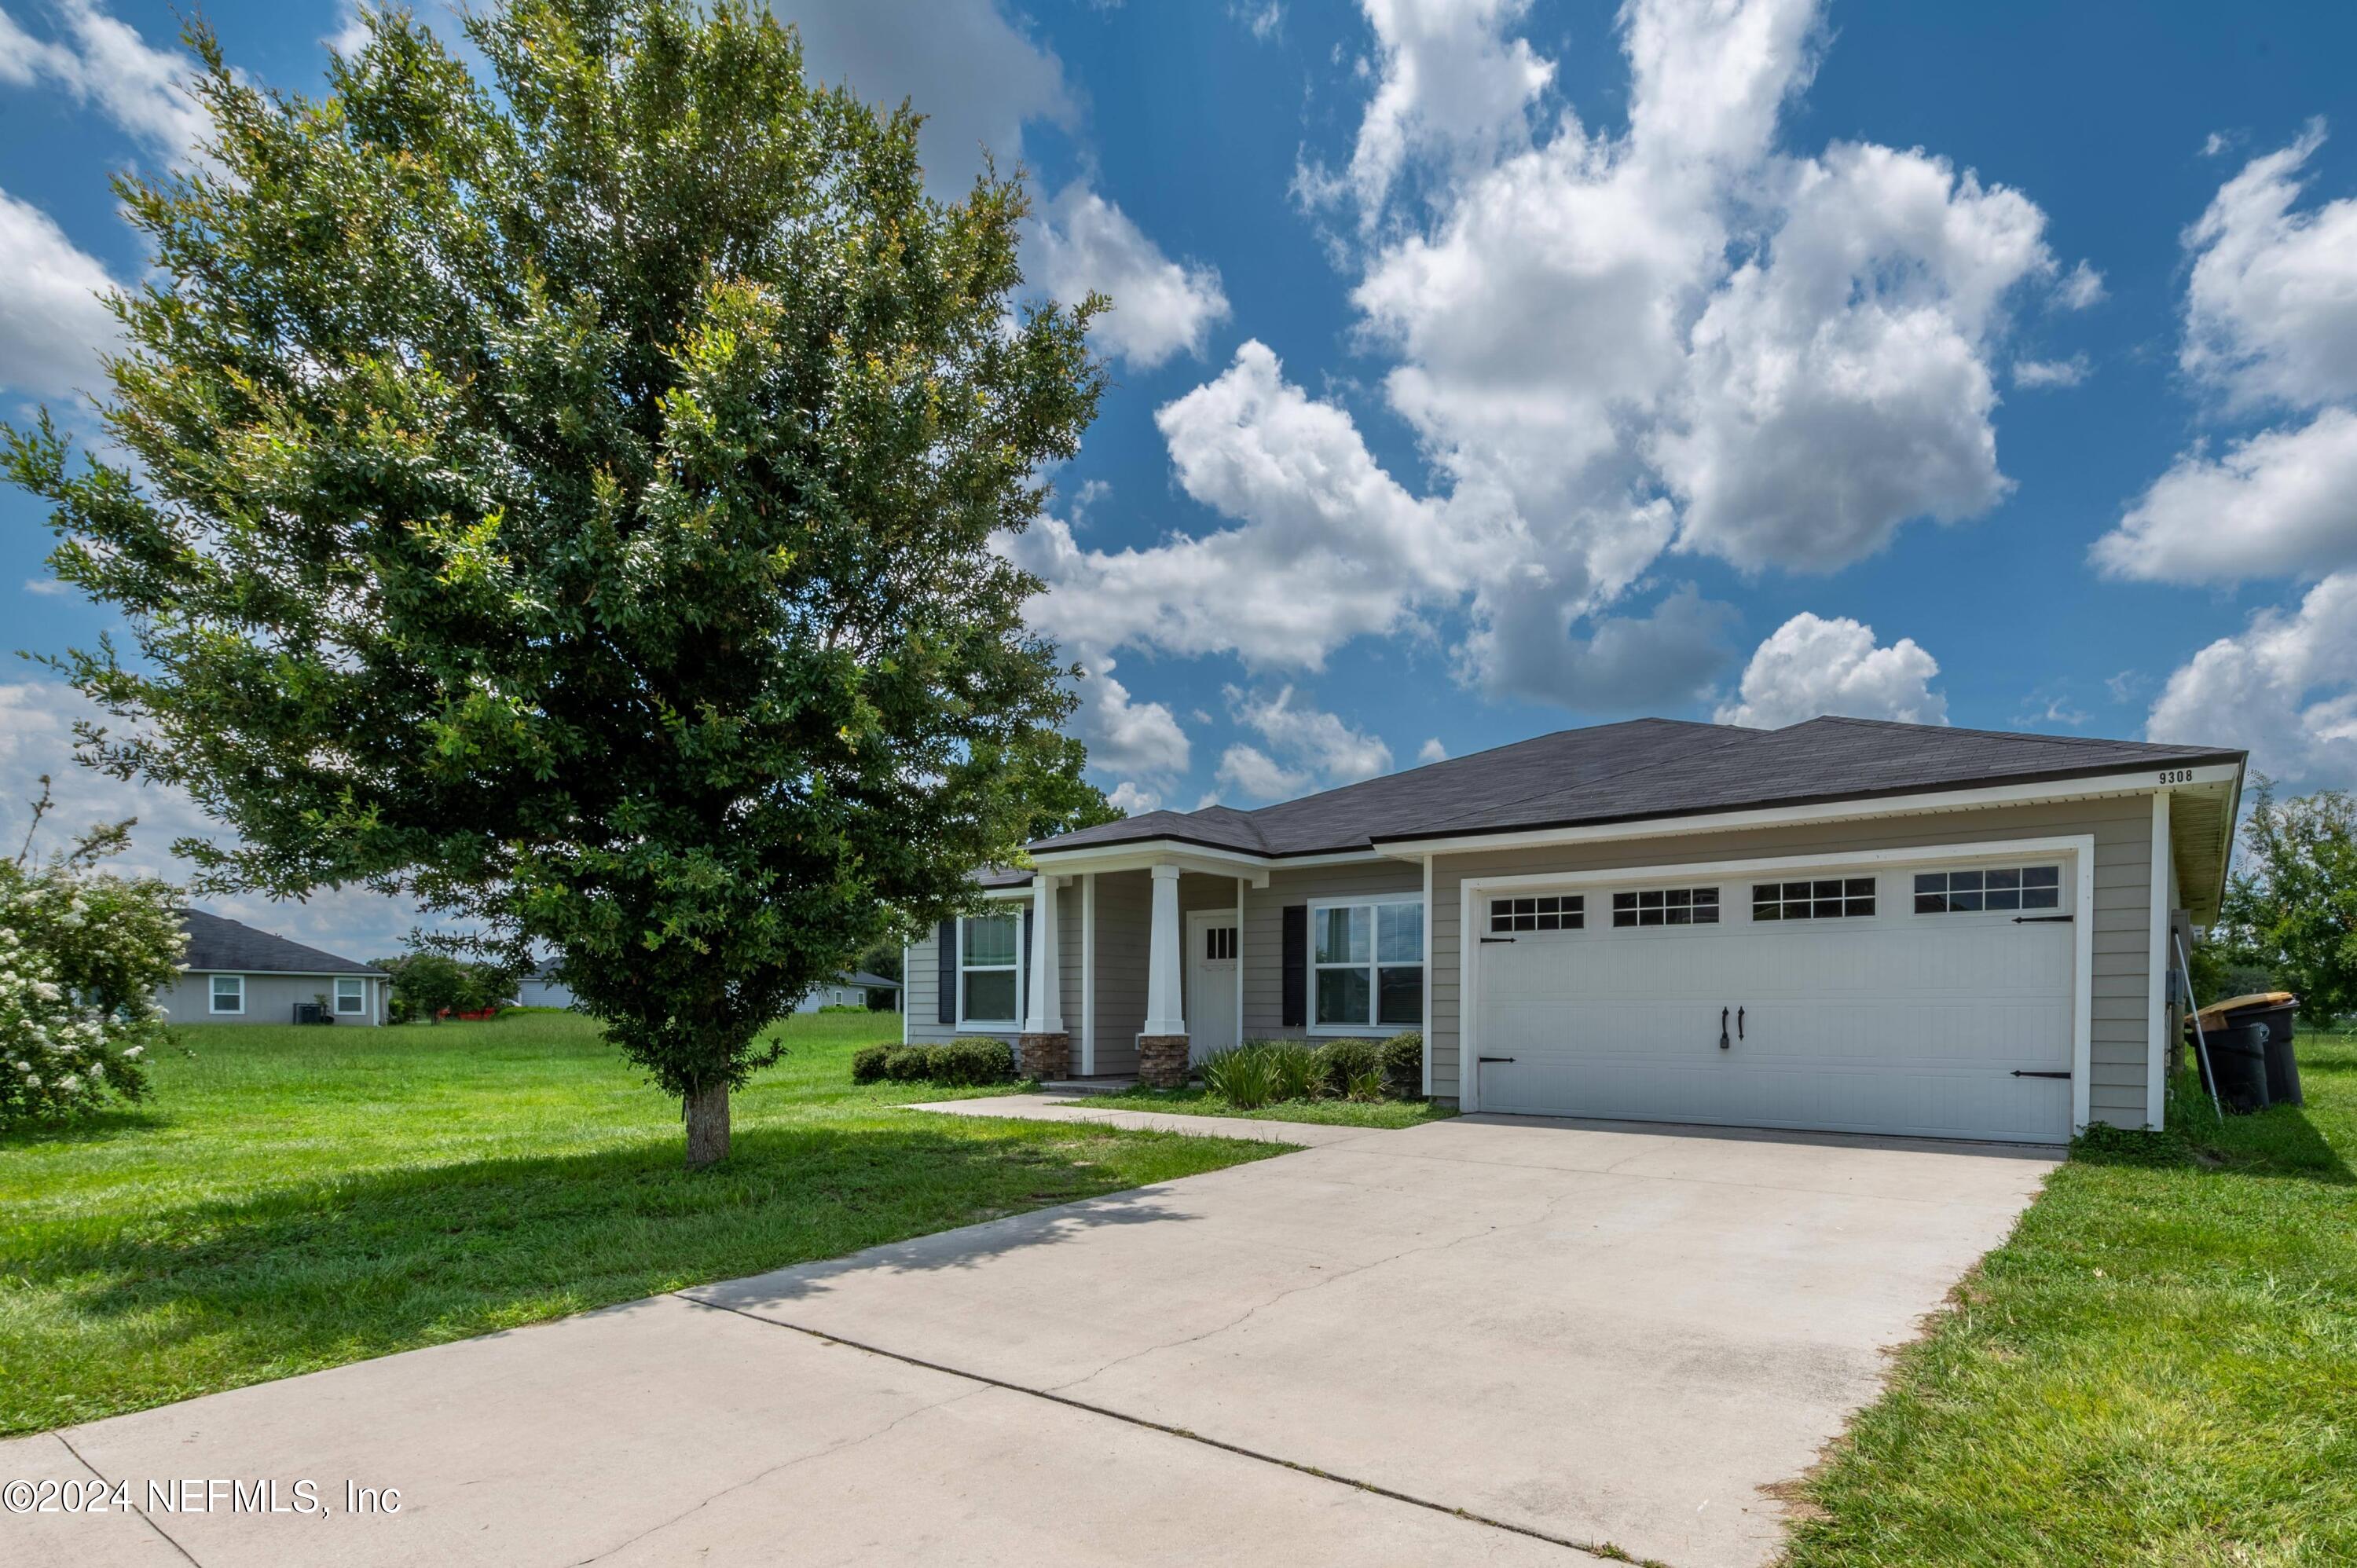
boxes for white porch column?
[1025,874,1065,1034]
[1142,863,1186,1038]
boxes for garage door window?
[1490,894,1582,933]
[1913,865,2059,914]
[1313,899,1423,1028]
[1753,877,1876,921]
[1609,886,1719,928]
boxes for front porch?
[1013,859,1256,1088]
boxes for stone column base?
[1137,1034,1192,1089]
[1017,1031,1072,1081]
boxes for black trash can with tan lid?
[2192,991,2301,1108]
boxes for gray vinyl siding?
[903,896,1045,1046]
[1241,860,1426,1039]
[1427,793,2161,1126]
[159,972,385,1026]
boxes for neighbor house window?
[1752,877,1876,921]
[1490,895,1583,933]
[1611,887,1721,928]
[335,978,366,1015]
[1312,899,1422,1029]
[210,974,244,1014]
[959,913,1023,1028]
[1914,866,2060,914]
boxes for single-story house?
[904,716,2244,1144]
[160,910,390,1025]
[515,959,575,1009]
[794,972,902,1012]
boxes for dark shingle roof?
[845,970,900,990]
[178,909,387,976]
[1031,716,2242,859]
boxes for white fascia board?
[1028,841,1275,886]
[1384,763,2242,859]
[178,966,386,978]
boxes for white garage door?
[1468,859,2077,1143]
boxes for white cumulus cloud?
[0,1,209,166]
[1309,0,1555,216]
[1714,612,1947,729]
[2146,572,2357,786]
[2179,122,2357,413]
[1030,183,1230,368]
[1417,737,1448,764]
[2095,408,2357,584]
[0,189,126,400]
[1214,744,1313,803]
[1227,684,1393,785]
[1021,0,2061,713]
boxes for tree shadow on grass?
[0,1106,174,1152]
[7,1119,1211,1432]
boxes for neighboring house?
[904,716,2245,1143]
[515,959,575,1009]
[161,910,390,1026]
[794,972,901,1013]
[510,962,897,1013]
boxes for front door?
[1186,910,1241,1063]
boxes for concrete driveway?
[3,1109,2054,1568]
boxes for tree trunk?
[684,1081,730,1169]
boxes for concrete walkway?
[2,1108,2055,1568]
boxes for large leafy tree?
[4,0,1106,1164]
[2209,783,2357,1025]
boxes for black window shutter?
[1021,908,1034,1025]
[1281,904,1307,1028]
[936,918,956,1026]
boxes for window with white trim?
[1753,877,1876,921]
[1204,925,1237,961]
[958,913,1023,1027]
[1312,899,1423,1029]
[1610,886,1721,928]
[1489,894,1582,933]
[210,974,244,1014]
[1914,865,2060,914]
[335,978,366,1015]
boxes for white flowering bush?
[0,843,184,1130]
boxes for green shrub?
[937,1037,1019,1086]
[1318,1037,1381,1097]
[1381,1031,1424,1097]
[1203,1044,1278,1108]
[1265,1039,1324,1101]
[817,1003,868,1014]
[851,1039,1015,1087]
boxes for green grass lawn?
[1076,1083,1457,1129]
[1788,1030,2357,1566]
[0,1011,1285,1438]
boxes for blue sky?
[4,0,2355,954]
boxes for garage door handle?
[1719,1007,1730,1050]
[2013,915,2073,924]
[1737,1006,1745,1041]
[1479,936,1516,943]
[2011,1069,2072,1079]
[1478,1056,1516,1064]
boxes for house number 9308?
[2157,768,2194,785]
